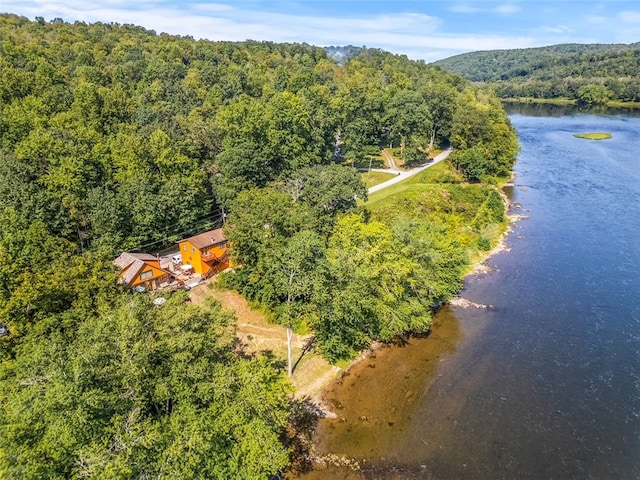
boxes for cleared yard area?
[188,278,343,401]
[361,170,398,188]
[364,159,454,208]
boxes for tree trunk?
[286,327,293,377]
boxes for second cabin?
[177,228,229,277]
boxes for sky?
[4,0,640,62]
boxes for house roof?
[113,252,158,270]
[180,228,226,250]
[113,252,164,286]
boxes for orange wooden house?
[178,228,229,277]
[113,252,172,290]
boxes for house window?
[191,247,195,253]
[218,241,227,249]
[183,245,187,251]
[140,270,153,281]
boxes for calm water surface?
[300,109,640,479]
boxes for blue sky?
[4,1,640,62]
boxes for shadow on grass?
[292,335,316,375]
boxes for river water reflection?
[299,107,640,479]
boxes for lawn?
[364,160,455,209]
[364,160,511,276]
[361,170,397,188]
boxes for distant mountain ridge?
[433,42,640,104]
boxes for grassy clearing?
[364,160,459,209]
[361,170,397,188]
[351,156,385,169]
[573,132,612,140]
[365,160,509,273]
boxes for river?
[299,106,640,479]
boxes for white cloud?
[3,0,540,62]
[586,15,607,25]
[541,24,574,34]
[186,3,235,14]
[449,4,482,14]
[618,10,640,23]
[449,3,521,15]
[494,4,521,14]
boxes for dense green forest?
[434,42,640,105]
[0,13,517,478]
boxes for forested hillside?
[0,13,517,478]
[434,42,640,104]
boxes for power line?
[128,209,226,252]
[132,218,224,252]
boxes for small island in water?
[573,132,612,140]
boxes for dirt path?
[368,147,453,194]
[381,148,401,171]
[188,279,342,402]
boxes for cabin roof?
[113,252,158,270]
[180,228,226,250]
[113,252,162,285]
